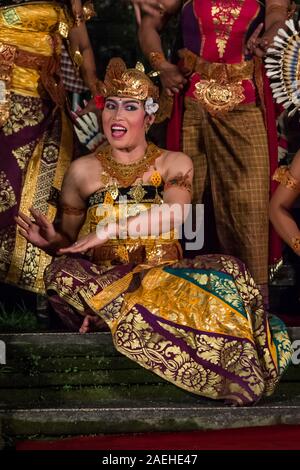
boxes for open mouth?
[111,124,127,138]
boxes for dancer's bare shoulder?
[63,151,105,199]
[158,149,194,181]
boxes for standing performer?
[0,0,98,293]
[137,0,292,306]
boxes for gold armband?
[272,166,300,192]
[60,204,86,215]
[266,4,288,16]
[291,236,300,253]
[83,1,96,22]
[149,51,167,71]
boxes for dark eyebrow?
[106,98,140,105]
[123,100,140,105]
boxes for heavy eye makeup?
[105,99,141,112]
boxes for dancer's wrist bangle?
[149,51,167,71]
[291,236,300,253]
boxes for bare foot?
[79,315,105,334]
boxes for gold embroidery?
[19,242,40,288]
[128,183,147,203]
[46,248,291,403]
[131,266,252,339]
[179,49,253,114]
[272,166,300,192]
[211,0,244,58]
[0,170,17,212]
[2,94,44,136]
[103,191,114,206]
[111,308,260,402]
[1,8,21,26]
[194,80,245,115]
[115,245,130,264]
[12,142,36,170]
[6,111,73,293]
[0,225,15,276]
[0,42,17,127]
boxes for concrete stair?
[0,328,300,441]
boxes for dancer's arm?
[270,150,300,255]
[138,1,186,96]
[59,151,193,254]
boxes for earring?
[145,123,152,134]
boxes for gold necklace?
[97,142,163,187]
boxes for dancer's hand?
[58,224,117,254]
[15,208,57,249]
[131,0,168,24]
[159,62,187,96]
[245,23,264,56]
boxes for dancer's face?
[102,97,153,149]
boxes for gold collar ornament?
[97,142,163,187]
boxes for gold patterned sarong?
[0,3,73,293]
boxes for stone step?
[0,329,299,390]
[1,328,298,357]
[0,379,300,410]
[2,387,300,437]
[0,328,299,437]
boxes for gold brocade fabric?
[0,3,72,97]
[84,185,182,267]
[45,250,292,405]
[3,105,73,293]
[180,49,254,114]
[44,161,291,404]
[179,49,254,114]
[0,3,74,293]
[211,0,244,58]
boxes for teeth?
[112,126,126,131]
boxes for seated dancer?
[16,59,291,406]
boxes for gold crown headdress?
[96,58,159,102]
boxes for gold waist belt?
[92,240,182,266]
[0,40,65,126]
[179,48,254,114]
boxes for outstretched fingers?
[15,212,31,230]
[30,208,50,229]
[58,239,89,254]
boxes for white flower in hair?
[144,97,159,115]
